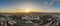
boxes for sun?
[24,6,31,12]
[26,9,30,12]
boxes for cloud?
[57,0,60,2]
[43,2,48,4]
[49,2,54,7]
[52,0,60,2]
[51,0,56,1]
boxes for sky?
[0,0,60,13]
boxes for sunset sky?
[0,0,60,13]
